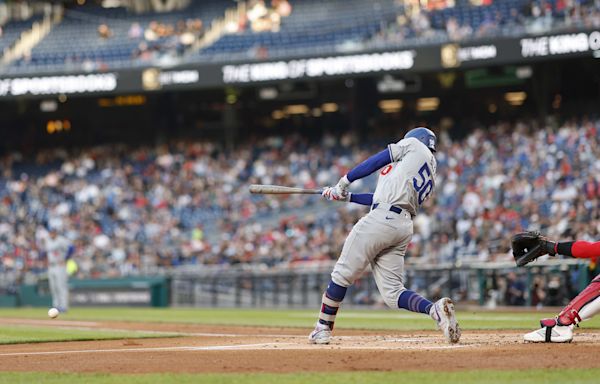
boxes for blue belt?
[372,203,403,215]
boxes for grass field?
[1,369,600,384]
[0,307,598,384]
[0,324,174,345]
[1,307,599,330]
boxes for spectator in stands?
[97,23,112,39]
[544,275,564,306]
[411,10,432,37]
[273,0,292,18]
[128,22,143,39]
[505,272,526,306]
[445,16,460,40]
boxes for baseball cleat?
[430,297,461,344]
[524,324,573,343]
[308,322,332,344]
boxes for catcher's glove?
[511,231,555,267]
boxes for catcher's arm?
[511,231,557,267]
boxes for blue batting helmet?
[404,127,436,152]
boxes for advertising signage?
[0,30,597,98]
[221,50,418,83]
[0,73,118,97]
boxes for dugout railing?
[169,259,591,309]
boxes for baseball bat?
[249,184,323,195]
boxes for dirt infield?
[1,319,600,373]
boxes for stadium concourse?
[0,117,599,292]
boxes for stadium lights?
[271,110,286,120]
[40,100,58,112]
[259,87,278,100]
[98,95,146,107]
[285,104,309,114]
[47,120,71,134]
[321,103,338,113]
[417,97,440,112]
[505,92,527,106]
[516,66,533,79]
[378,99,403,113]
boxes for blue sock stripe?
[398,290,433,315]
[326,280,347,302]
[322,304,338,315]
[318,319,333,327]
[408,295,419,312]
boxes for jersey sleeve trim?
[349,193,373,206]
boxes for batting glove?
[322,187,350,202]
[322,175,351,202]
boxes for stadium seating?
[4,0,598,71]
[11,1,229,72]
[198,0,397,60]
[0,16,43,54]
[196,0,536,60]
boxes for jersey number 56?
[413,163,433,205]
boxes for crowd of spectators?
[241,0,292,33]
[129,17,204,60]
[0,133,363,278]
[95,17,205,61]
[0,117,599,293]
[369,0,600,48]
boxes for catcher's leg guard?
[524,274,600,343]
[557,274,600,326]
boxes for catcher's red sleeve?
[572,241,600,259]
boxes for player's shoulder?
[394,137,433,156]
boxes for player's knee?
[331,271,354,288]
[381,287,404,309]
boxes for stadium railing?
[168,258,590,309]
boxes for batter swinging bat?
[249,184,322,195]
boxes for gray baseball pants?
[331,203,413,308]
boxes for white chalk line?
[0,341,476,357]
[0,343,288,357]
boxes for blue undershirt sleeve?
[349,193,373,206]
[346,148,392,182]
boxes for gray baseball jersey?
[45,236,70,266]
[44,235,70,310]
[373,137,437,217]
[331,138,436,308]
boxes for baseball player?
[309,127,461,345]
[44,228,73,312]
[512,232,600,342]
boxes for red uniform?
[546,240,600,327]
[570,241,600,259]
